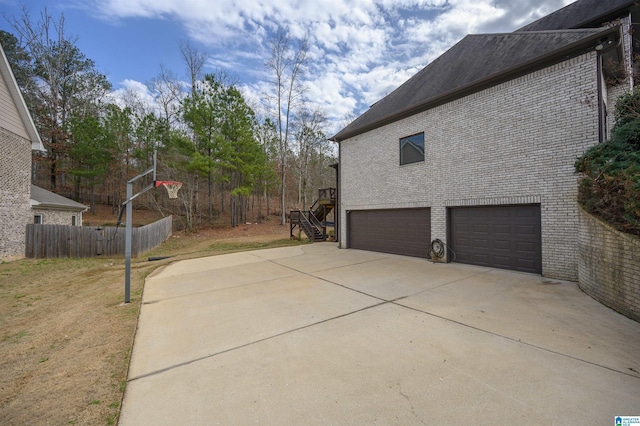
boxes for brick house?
[331,0,636,280]
[0,43,46,260]
[30,185,87,226]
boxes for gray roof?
[517,0,636,32]
[331,0,634,142]
[332,27,614,141]
[31,185,88,211]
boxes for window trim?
[399,132,425,165]
[34,214,43,224]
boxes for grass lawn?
[0,219,305,425]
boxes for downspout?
[596,47,604,143]
[337,141,342,248]
[595,34,623,143]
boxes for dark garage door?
[348,208,431,258]
[449,205,542,274]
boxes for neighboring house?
[30,185,87,226]
[0,42,46,261]
[331,0,637,281]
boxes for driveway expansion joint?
[268,257,640,380]
[394,301,640,380]
[127,300,391,383]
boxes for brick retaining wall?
[578,208,640,322]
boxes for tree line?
[1,8,337,230]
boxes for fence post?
[96,227,103,256]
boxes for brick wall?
[32,208,83,226]
[339,51,614,281]
[578,209,640,322]
[0,127,32,260]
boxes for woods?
[1,9,336,230]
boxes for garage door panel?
[348,208,431,258]
[494,239,511,250]
[470,253,490,265]
[516,208,538,218]
[455,238,469,248]
[494,209,511,218]
[494,255,513,268]
[516,224,536,236]
[493,224,511,234]
[458,223,469,230]
[473,238,490,248]
[472,224,490,233]
[517,258,537,270]
[516,241,536,252]
[450,205,541,274]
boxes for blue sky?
[0,0,574,135]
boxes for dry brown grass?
[0,214,303,425]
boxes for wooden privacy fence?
[25,216,173,259]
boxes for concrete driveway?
[119,243,640,425]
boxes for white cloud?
[93,0,578,132]
[107,79,156,107]
[107,79,178,119]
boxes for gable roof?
[517,0,636,32]
[331,27,615,142]
[0,43,45,152]
[30,185,88,212]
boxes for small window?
[400,132,425,165]
[34,214,43,224]
[72,216,77,226]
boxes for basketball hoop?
[155,181,182,199]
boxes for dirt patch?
[0,214,300,425]
[82,204,164,227]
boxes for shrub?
[575,89,640,236]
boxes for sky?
[0,0,574,136]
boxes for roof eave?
[517,0,637,31]
[0,44,45,152]
[31,202,88,212]
[331,27,618,143]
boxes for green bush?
[575,89,640,236]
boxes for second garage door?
[449,205,542,274]
[348,208,431,258]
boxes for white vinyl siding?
[0,70,29,140]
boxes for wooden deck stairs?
[289,188,336,242]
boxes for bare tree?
[293,107,327,210]
[265,28,309,225]
[179,39,208,95]
[8,7,111,190]
[149,64,183,126]
[254,116,279,219]
[118,86,151,118]
[178,39,209,220]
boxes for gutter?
[30,200,89,212]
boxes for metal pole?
[125,180,133,303]
[121,149,157,304]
